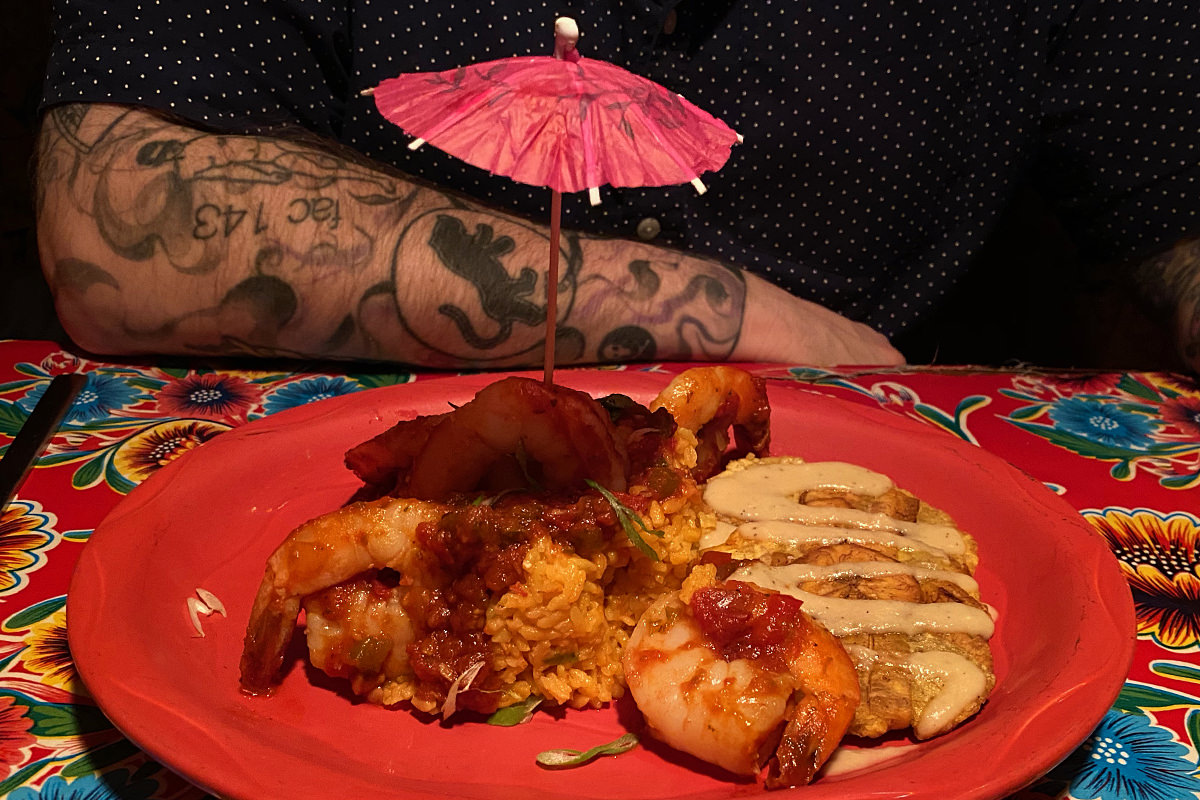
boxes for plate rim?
[67,369,1135,800]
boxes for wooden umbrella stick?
[543,189,562,386]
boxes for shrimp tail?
[625,578,861,788]
[732,393,770,456]
[344,413,449,498]
[239,570,300,695]
[238,497,445,696]
[768,614,861,786]
[770,690,859,787]
[650,366,771,479]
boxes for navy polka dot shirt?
[41,1,1200,337]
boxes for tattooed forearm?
[37,104,436,358]
[574,252,745,361]
[36,102,761,366]
[1135,237,1200,371]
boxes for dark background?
[2,0,67,345]
[2,2,1180,370]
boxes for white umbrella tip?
[554,17,579,42]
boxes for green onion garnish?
[536,733,640,769]
[585,480,665,561]
[487,695,543,727]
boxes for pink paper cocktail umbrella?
[364,17,740,382]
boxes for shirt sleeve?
[1037,0,1200,265]
[40,0,352,138]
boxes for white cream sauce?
[734,519,964,561]
[730,561,995,638]
[699,519,737,550]
[905,651,990,739]
[821,742,918,777]
[738,559,980,593]
[704,461,895,513]
[843,645,990,739]
[703,459,994,740]
[703,461,967,556]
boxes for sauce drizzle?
[701,458,995,740]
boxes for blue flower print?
[1050,710,1200,800]
[18,373,145,424]
[8,769,160,800]
[1048,397,1157,450]
[261,376,360,415]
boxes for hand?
[735,275,905,366]
[1135,237,1200,373]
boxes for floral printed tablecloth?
[1,338,1197,800]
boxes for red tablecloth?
[1,339,1198,800]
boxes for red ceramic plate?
[69,370,1134,800]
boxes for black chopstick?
[0,373,86,511]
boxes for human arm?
[34,103,901,369]
[1135,238,1200,373]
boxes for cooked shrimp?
[650,366,770,479]
[303,570,416,698]
[239,496,449,695]
[623,578,860,788]
[343,412,449,498]
[404,376,629,500]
